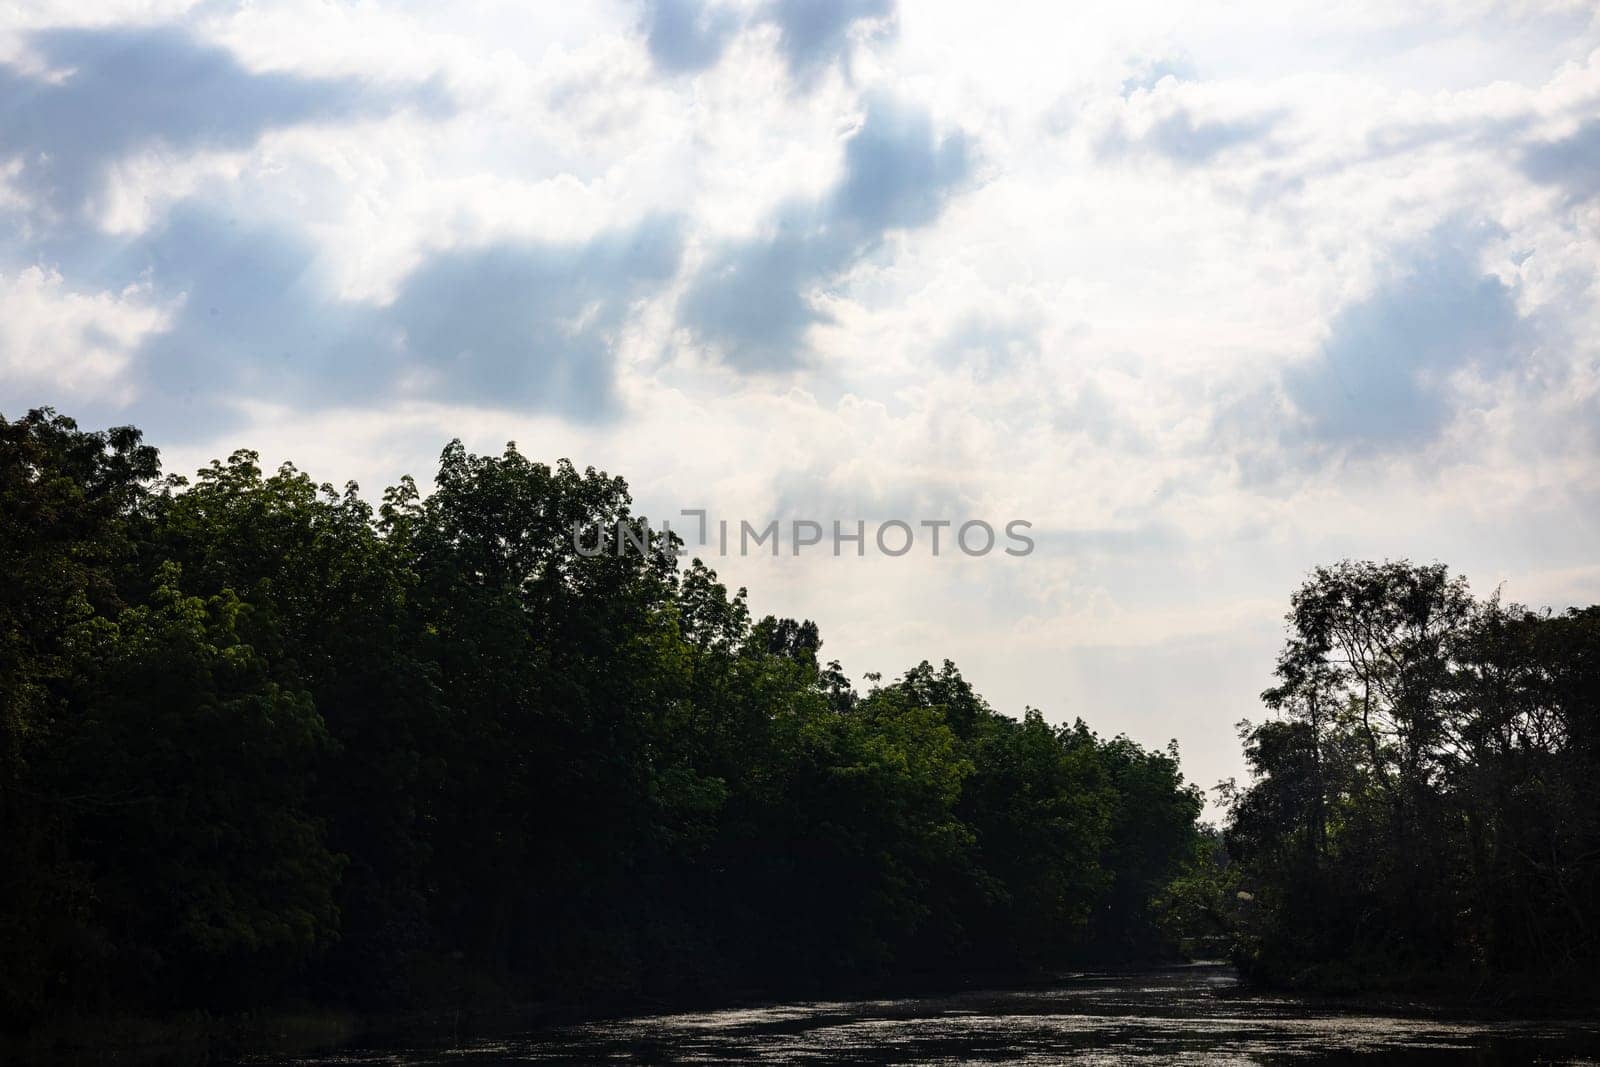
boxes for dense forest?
[0,408,1205,1031]
[1222,560,1600,996]
[5,408,1597,1036]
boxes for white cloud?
[2,0,1597,809]
[0,266,169,404]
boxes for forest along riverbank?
[251,963,1600,1064]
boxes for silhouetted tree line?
[1220,560,1600,995]
[0,409,1205,1030]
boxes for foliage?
[1224,559,1600,992]
[0,408,1206,1027]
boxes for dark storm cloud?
[639,0,741,74]
[1281,225,1527,452]
[831,99,972,232]
[1521,119,1600,203]
[677,208,834,373]
[107,207,367,434]
[0,25,445,219]
[388,216,682,413]
[636,0,894,82]
[53,203,681,438]
[766,0,894,82]
[678,96,972,372]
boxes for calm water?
[267,963,1600,1065]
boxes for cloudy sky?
[4,0,1599,806]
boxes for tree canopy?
[1222,559,1600,994]
[0,408,1205,1027]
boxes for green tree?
[0,409,160,1023]
[2,409,1217,1027]
[41,566,341,1007]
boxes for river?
[265,963,1600,1064]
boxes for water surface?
[268,963,1600,1064]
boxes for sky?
[3,0,1599,810]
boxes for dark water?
[267,963,1600,1065]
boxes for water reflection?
[267,963,1600,1064]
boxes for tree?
[1226,560,1600,993]
[2,409,1214,1027]
[0,409,160,1024]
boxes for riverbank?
[5,1008,362,1066]
[1233,961,1600,1020]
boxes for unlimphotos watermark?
[574,510,1034,558]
